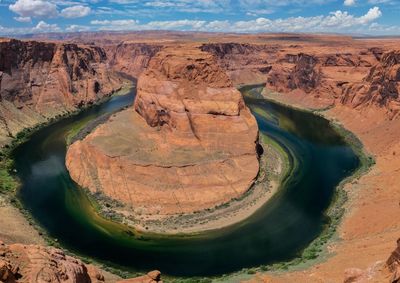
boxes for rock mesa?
[66,45,259,216]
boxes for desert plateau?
[1,1,400,282]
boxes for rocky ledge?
[0,240,162,283]
[66,45,259,218]
[0,240,104,283]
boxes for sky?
[0,0,399,36]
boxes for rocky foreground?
[66,45,259,216]
[0,241,162,283]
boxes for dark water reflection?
[13,86,360,277]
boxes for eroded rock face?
[387,239,400,283]
[0,38,121,146]
[201,43,272,85]
[201,41,400,115]
[66,45,259,216]
[342,50,400,118]
[116,270,162,283]
[268,53,321,93]
[106,43,162,78]
[0,240,104,283]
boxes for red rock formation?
[342,50,400,118]
[268,53,322,93]
[201,43,272,85]
[0,240,104,283]
[105,43,162,78]
[116,270,162,283]
[387,239,400,283]
[0,38,121,146]
[66,45,259,217]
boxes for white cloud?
[246,9,275,16]
[91,19,139,29]
[14,16,32,22]
[65,24,92,32]
[32,20,61,33]
[89,7,383,33]
[9,0,58,19]
[0,5,393,36]
[344,0,356,6]
[358,6,382,24]
[60,5,91,18]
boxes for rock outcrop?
[105,43,162,78]
[0,38,121,146]
[66,45,259,217]
[342,50,400,118]
[116,270,162,283]
[201,43,272,85]
[387,239,400,283]
[202,41,400,115]
[0,240,104,283]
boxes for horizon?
[0,0,400,36]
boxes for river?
[12,85,360,278]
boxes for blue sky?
[0,0,399,35]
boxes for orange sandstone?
[66,45,259,216]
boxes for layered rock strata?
[342,50,400,118]
[0,240,104,283]
[0,38,121,146]
[66,45,259,216]
[105,42,162,78]
[203,41,400,118]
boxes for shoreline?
[80,130,286,235]
[0,83,134,280]
[0,84,374,282]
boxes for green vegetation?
[65,116,95,144]
[0,158,17,193]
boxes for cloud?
[60,5,91,18]
[89,6,383,33]
[32,20,61,33]
[14,16,32,22]
[0,5,391,36]
[239,0,333,8]
[344,0,356,6]
[109,0,230,13]
[246,9,275,16]
[9,0,58,18]
[65,24,92,32]
[91,19,139,29]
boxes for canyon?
[0,38,121,147]
[1,32,400,282]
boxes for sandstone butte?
[66,45,260,216]
[2,32,400,282]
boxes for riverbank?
[2,83,375,282]
[237,88,400,283]
[76,127,285,235]
[0,83,134,281]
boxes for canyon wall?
[105,42,162,78]
[66,45,259,216]
[203,41,400,118]
[0,38,122,147]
